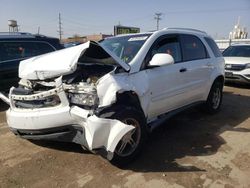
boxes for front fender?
[96,72,150,114]
[70,106,135,156]
[85,115,135,152]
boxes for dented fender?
[96,71,150,115]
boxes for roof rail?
[0,32,35,38]
[0,32,33,35]
[165,28,207,34]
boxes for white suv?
[1,28,224,165]
[223,44,250,84]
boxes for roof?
[0,32,58,40]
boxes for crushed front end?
[6,75,134,159]
[0,41,137,160]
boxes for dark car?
[0,32,63,92]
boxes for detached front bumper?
[4,84,134,159]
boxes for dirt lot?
[0,85,250,188]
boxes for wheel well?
[116,91,143,113]
[214,75,224,85]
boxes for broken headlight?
[69,93,98,107]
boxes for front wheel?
[99,106,147,166]
[203,81,223,114]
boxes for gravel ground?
[0,85,250,188]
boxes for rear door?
[177,34,212,105]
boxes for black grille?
[225,64,246,71]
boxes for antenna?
[58,13,63,41]
[154,13,163,30]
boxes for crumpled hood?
[19,41,130,80]
[224,57,250,65]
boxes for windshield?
[223,45,250,57]
[100,34,151,63]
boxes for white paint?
[18,41,130,80]
[19,42,90,80]
[148,53,174,66]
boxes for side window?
[0,42,25,62]
[204,37,222,57]
[151,36,182,63]
[21,42,55,57]
[180,34,208,61]
[0,42,55,62]
[35,42,55,54]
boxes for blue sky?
[0,0,249,39]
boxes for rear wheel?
[203,81,223,114]
[99,105,147,166]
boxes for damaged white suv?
[1,28,224,165]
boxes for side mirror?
[148,53,174,67]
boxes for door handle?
[179,68,187,73]
[206,62,213,68]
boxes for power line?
[58,13,63,40]
[154,13,163,30]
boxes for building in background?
[229,17,248,39]
[215,17,249,50]
[62,33,112,44]
[114,25,140,36]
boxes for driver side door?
[143,35,188,119]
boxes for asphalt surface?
[0,84,250,188]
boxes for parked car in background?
[63,42,82,48]
[0,32,63,92]
[0,28,224,165]
[223,44,250,84]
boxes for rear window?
[0,41,55,62]
[204,37,222,57]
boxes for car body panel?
[224,57,250,65]
[19,41,130,80]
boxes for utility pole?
[154,13,162,30]
[58,13,63,41]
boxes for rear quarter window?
[204,37,222,57]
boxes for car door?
[177,34,212,105]
[143,35,190,119]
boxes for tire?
[203,80,223,114]
[99,105,147,166]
